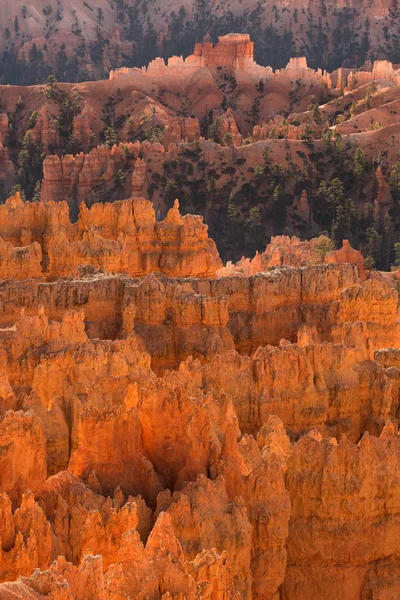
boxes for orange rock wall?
[40,144,141,207]
[0,194,222,280]
[283,426,400,600]
[0,195,399,599]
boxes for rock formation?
[40,145,140,208]
[193,33,255,70]
[3,33,400,268]
[163,117,201,145]
[1,0,399,86]
[2,27,400,594]
[217,236,366,281]
[0,193,399,598]
[373,165,393,217]
[0,113,8,144]
[110,35,332,89]
[324,239,366,281]
[347,60,400,89]
[283,425,400,600]
[30,106,60,151]
[0,194,221,280]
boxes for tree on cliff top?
[315,235,334,261]
[301,124,315,144]
[103,127,119,148]
[17,132,44,200]
[364,254,375,278]
[208,117,223,144]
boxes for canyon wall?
[0,194,399,598]
[218,236,366,281]
[0,266,399,598]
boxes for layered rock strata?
[0,196,399,599]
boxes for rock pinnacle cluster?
[0,190,399,600]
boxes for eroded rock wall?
[0,195,399,599]
[0,194,221,280]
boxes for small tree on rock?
[315,235,334,261]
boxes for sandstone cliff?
[0,191,399,598]
[283,425,400,600]
[3,33,400,274]
[0,194,221,280]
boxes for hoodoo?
[193,33,255,69]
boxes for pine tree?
[97,8,104,25]
[104,127,118,148]
[353,147,366,194]
[390,161,400,201]
[315,235,335,260]
[114,169,126,199]
[364,254,375,278]
[301,124,315,144]
[208,117,223,144]
[318,178,355,243]
[380,212,393,270]
[366,227,382,262]
[17,132,44,200]
[223,132,234,147]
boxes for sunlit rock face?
[0,193,221,280]
[0,188,400,599]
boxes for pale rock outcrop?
[0,113,8,144]
[110,33,331,89]
[279,57,331,87]
[347,60,400,88]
